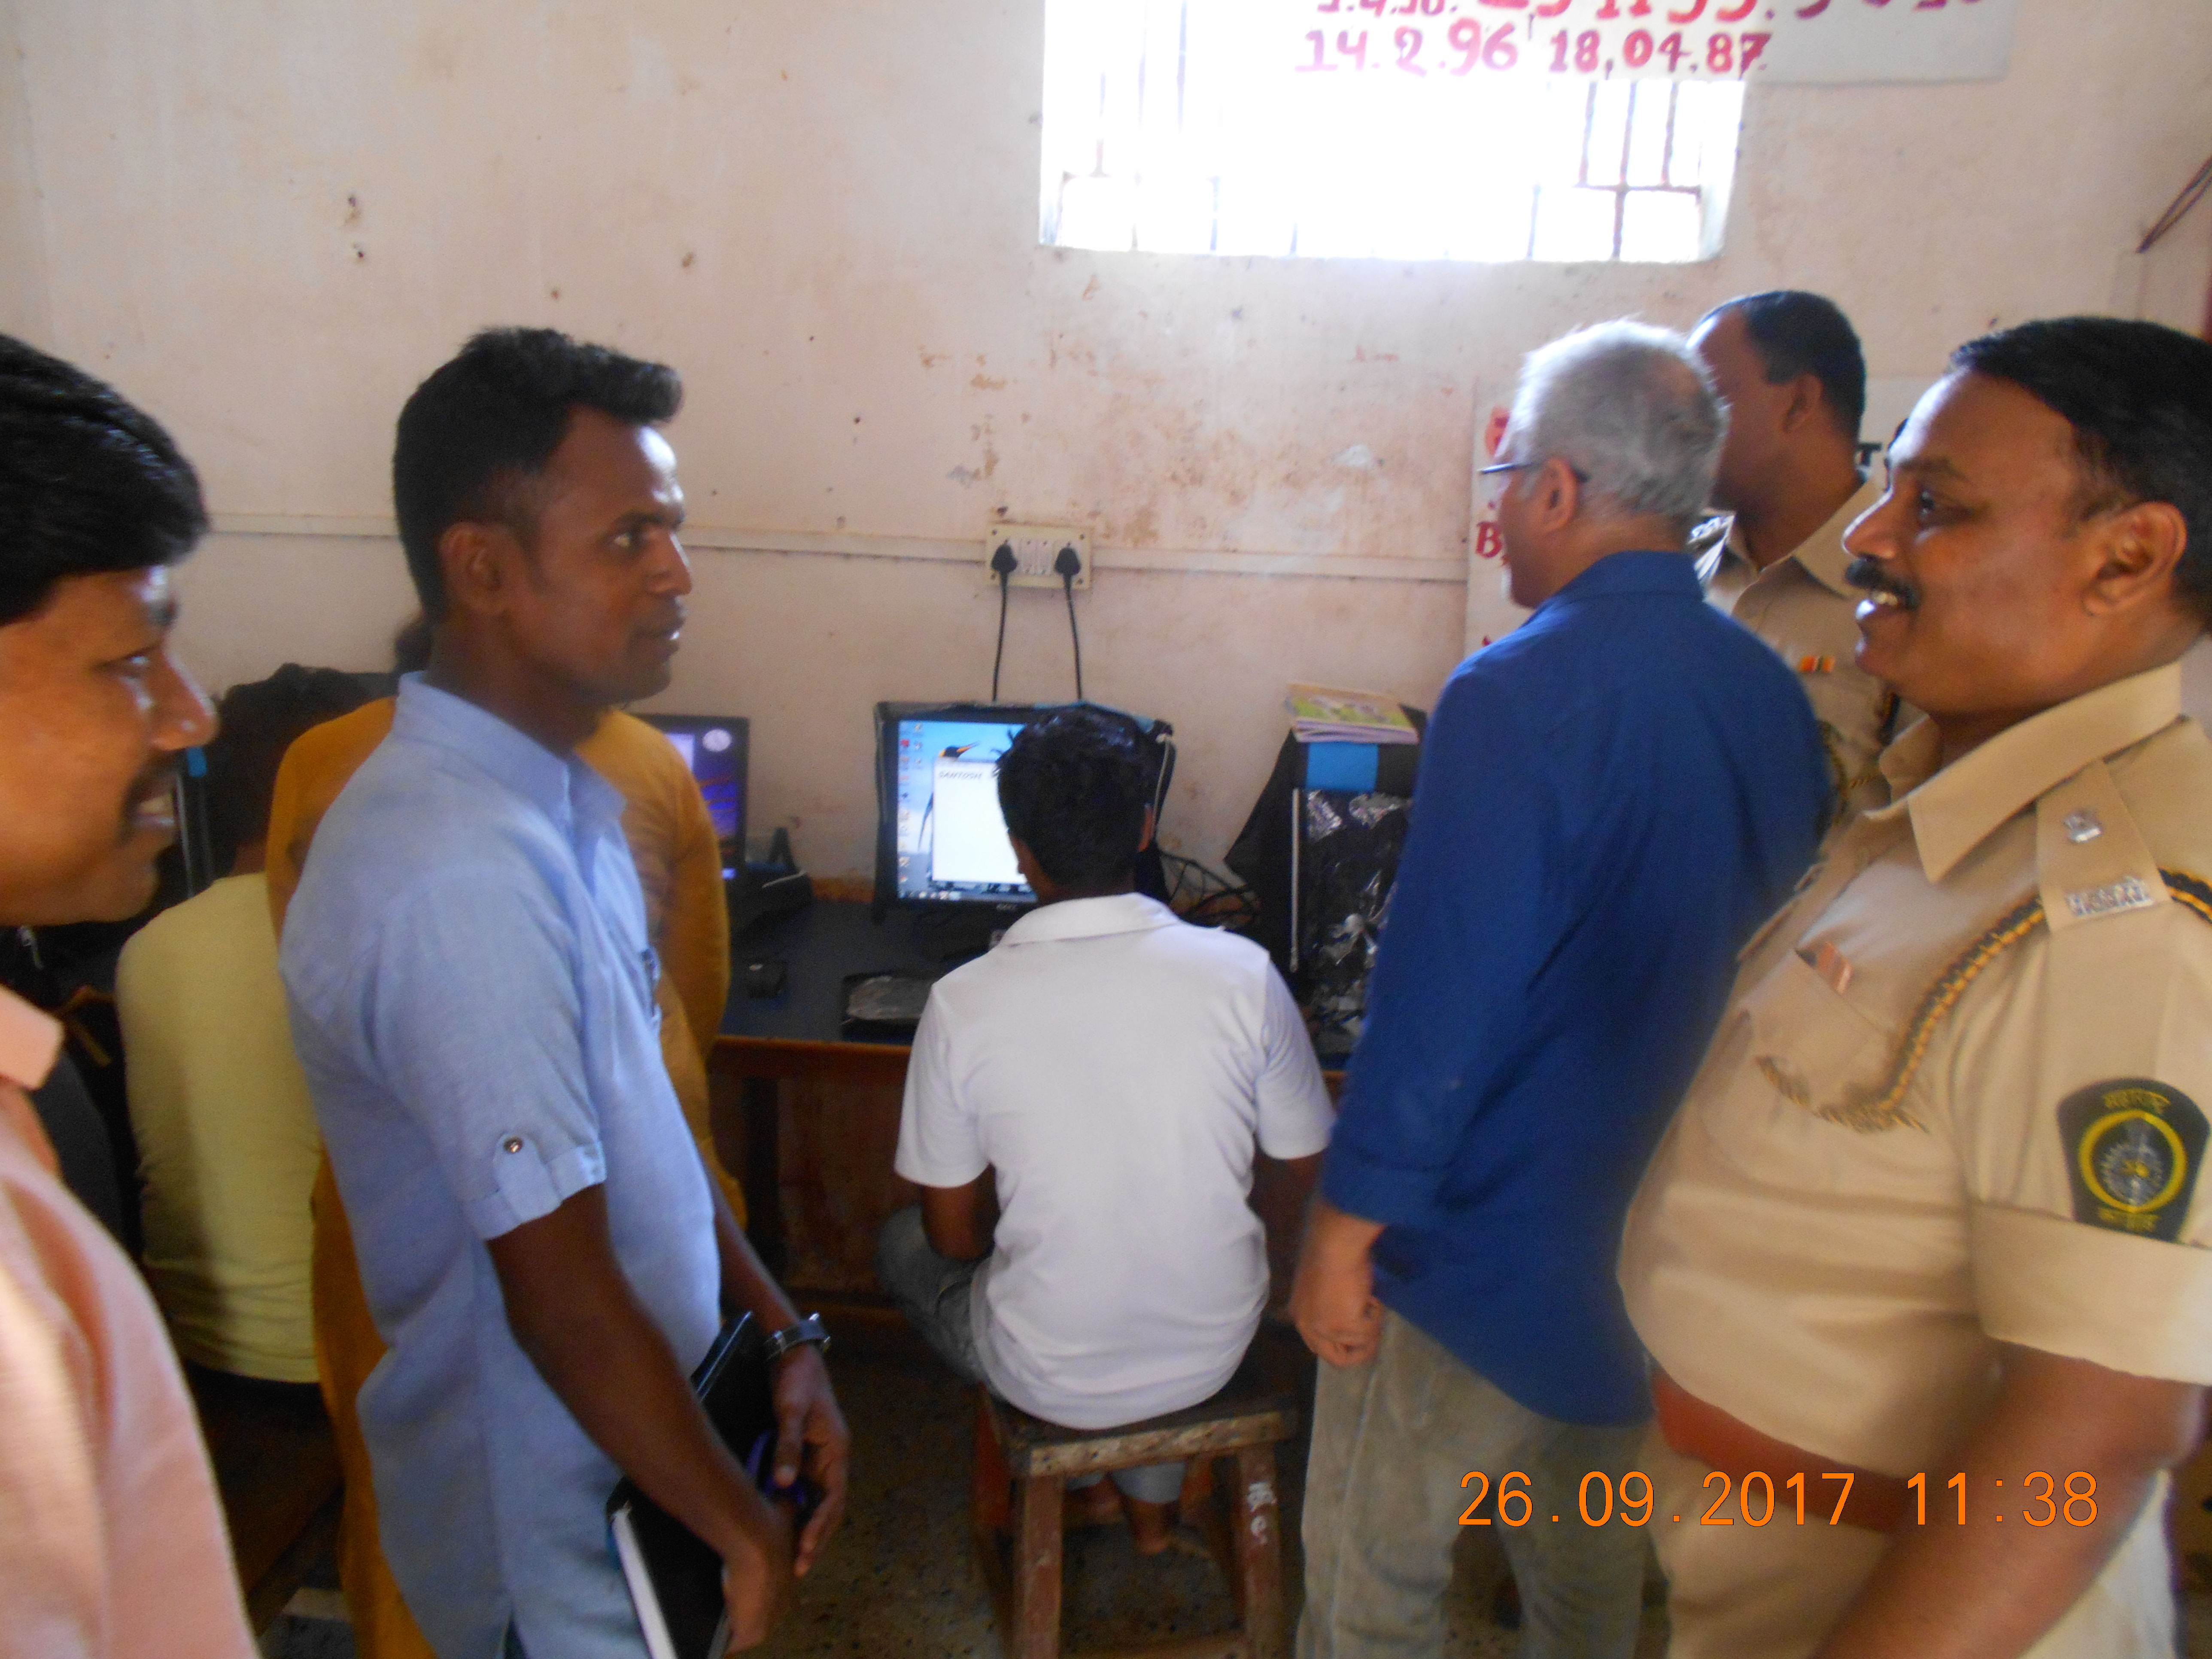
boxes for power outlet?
[982,524,1091,590]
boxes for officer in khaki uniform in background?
[1621,316,2212,1659]
[1691,292,1899,825]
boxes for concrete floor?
[264,1338,2212,1657]
[755,1331,1666,1659]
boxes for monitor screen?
[640,715,748,868]
[874,701,1174,918]
[890,716,1033,904]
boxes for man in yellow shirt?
[118,665,371,1385]
[267,629,743,1659]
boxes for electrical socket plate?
[981,524,1091,590]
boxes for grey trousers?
[875,1206,1185,1505]
[1297,1311,1647,1659]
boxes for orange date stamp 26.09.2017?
[1457,1470,2102,1529]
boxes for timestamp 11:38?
[1457,1469,2103,1528]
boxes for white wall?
[0,14,48,346]
[3,0,2209,874]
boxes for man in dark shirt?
[1290,320,1829,1658]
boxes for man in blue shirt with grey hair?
[1290,321,1829,1658]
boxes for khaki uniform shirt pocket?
[1743,947,1917,1140]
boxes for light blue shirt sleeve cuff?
[467,1135,608,1240]
[1321,1144,1443,1233]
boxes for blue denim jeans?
[1297,1311,1648,1659]
[875,1206,1184,1505]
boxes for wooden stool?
[970,1343,1301,1659]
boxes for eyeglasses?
[1478,459,1588,509]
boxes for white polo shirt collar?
[998,891,1182,946]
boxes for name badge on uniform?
[2065,877,2157,921]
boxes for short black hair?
[997,707,1155,891]
[0,334,207,626]
[392,327,683,620]
[1705,291,1867,440]
[204,665,374,872]
[1952,316,2212,619]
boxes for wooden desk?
[713,1033,918,1304]
[711,901,1340,1311]
[711,901,946,1305]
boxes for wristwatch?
[762,1312,832,1364]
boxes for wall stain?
[947,416,1000,487]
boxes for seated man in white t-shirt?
[881,706,1334,1551]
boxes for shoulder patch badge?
[2058,1079,2207,1241]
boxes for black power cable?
[1054,543,1084,700]
[989,542,1017,700]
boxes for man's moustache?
[1845,556,1919,611]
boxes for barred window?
[1041,0,1745,264]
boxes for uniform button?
[2063,809,2103,844]
[503,1136,524,1154]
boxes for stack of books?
[1286,684,1418,745]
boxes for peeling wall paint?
[5,0,2210,873]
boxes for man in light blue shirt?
[283,330,847,1659]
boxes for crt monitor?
[872,701,1175,919]
[639,714,748,876]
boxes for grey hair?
[1507,320,1727,531]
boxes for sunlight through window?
[1041,0,1745,264]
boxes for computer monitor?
[871,701,1174,921]
[639,714,748,874]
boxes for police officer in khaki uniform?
[1691,293,1900,824]
[1620,316,2212,1659]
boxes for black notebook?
[606,1315,793,1659]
